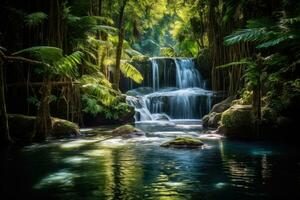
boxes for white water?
[126,58,213,122]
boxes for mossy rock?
[210,96,236,113]
[202,112,222,128]
[161,137,204,148]
[112,124,140,135]
[8,114,36,143]
[49,118,80,138]
[220,104,254,137]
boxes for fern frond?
[53,51,83,77]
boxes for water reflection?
[2,124,300,200]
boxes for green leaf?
[120,62,143,84]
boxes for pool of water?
[1,121,300,200]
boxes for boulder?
[161,137,204,148]
[219,104,254,138]
[202,112,222,128]
[202,96,236,128]
[49,118,80,138]
[210,96,236,113]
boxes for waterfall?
[126,58,213,121]
[152,59,159,91]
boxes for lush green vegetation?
[0,0,299,144]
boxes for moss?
[50,118,80,138]
[112,124,139,135]
[232,90,253,105]
[221,105,253,128]
[220,105,255,138]
[161,137,204,148]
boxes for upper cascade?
[125,57,213,121]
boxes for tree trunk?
[252,82,261,137]
[35,78,52,141]
[113,0,128,90]
[0,58,12,145]
[253,57,262,137]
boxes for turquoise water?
[1,121,300,200]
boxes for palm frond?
[12,46,63,65]
[217,59,251,69]
[224,28,273,45]
[256,34,293,49]
[120,62,143,84]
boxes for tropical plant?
[12,46,83,140]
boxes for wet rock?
[202,112,222,128]
[161,137,204,148]
[49,118,80,138]
[112,124,141,135]
[210,96,236,113]
[202,96,236,128]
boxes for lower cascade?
[126,57,213,121]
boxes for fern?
[120,62,143,84]
[53,51,83,77]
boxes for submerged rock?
[161,137,204,148]
[49,118,80,138]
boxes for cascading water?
[126,58,213,121]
